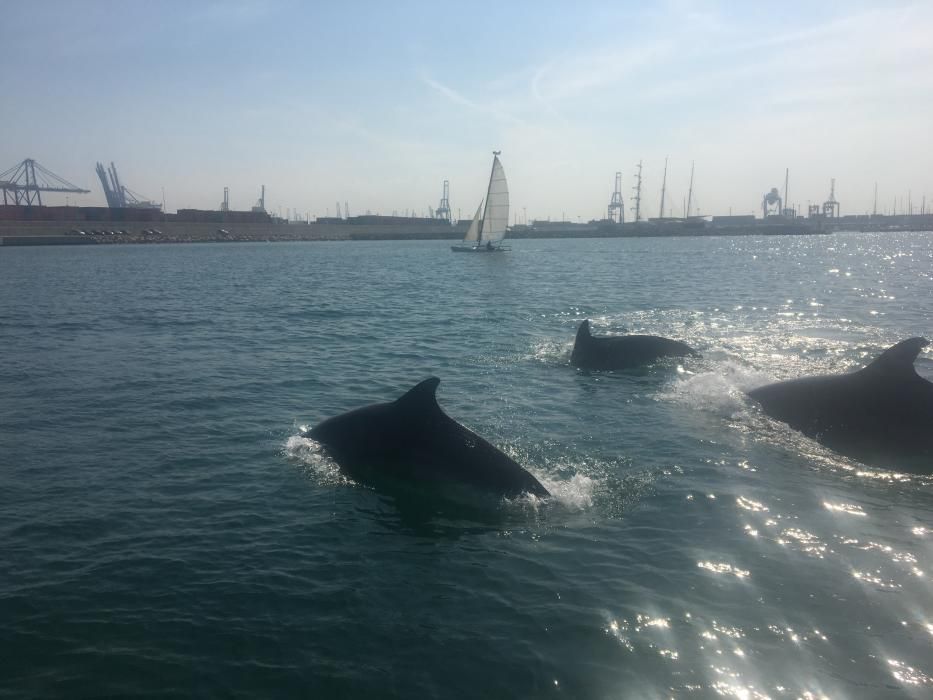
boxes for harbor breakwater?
[0,220,468,245]
[2,217,932,246]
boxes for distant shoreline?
[2,219,932,247]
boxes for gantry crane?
[607,172,624,224]
[0,158,90,206]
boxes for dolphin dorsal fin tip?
[866,337,928,376]
[396,377,441,411]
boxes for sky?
[2,0,931,220]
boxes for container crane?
[95,161,160,209]
[0,158,90,206]
[607,171,624,224]
[435,179,451,222]
[822,178,840,218]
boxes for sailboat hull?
[452,152,510,254]
[450,245,510,253]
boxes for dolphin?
[570,319,698,370]
[748,337,933,471]
[305,378,550,498]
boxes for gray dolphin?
[305,378,550,498]
[570,319,697,370]
[748,337,933,471]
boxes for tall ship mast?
[658,156,668,219]
[686,161,695,218]
[631,160,643,222]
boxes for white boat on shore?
[451,151,511,253]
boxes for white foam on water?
[659,359,770,419]
[283,431,353,486]
[539,472,598,510]
[500,441,613,512]
[528,338,572,364]
[503,473,597,516]
[505,446,661,519]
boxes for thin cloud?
[530,41,674,106]
[420,74,525,127]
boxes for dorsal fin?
[394,377,441,413]
[577,319,592,340]
[862,337,928,377]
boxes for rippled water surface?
[2,234,932,698]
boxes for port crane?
[251,186,266,213]
[435,179,451,222]
[0,158,90,206]
[762,188,782,217]
[822,179,840,218]
[96,161,160,209]
[607,172,624,224]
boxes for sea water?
[1,234,931,698]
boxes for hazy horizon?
[2,0,931,220]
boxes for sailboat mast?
[632,160,643,222]
[784,168,789,217]
[479,151,500,244]
[658,157,668,219]
[686,161,695,218]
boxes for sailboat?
[451,151,511,252]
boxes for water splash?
[659,358,767,418]
[283,431,353,486]
[538,472,597,510]
[528,338,572,365]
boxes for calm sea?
[1,235,932,698]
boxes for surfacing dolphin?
[570,319,698,370]
[305,378,550,498]
[748,337,933,472]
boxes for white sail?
[463,201,483,242]
[480,155,509,244]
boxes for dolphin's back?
[749,374,869,437]
[308,378,550,498]
[571,319,696,370]
[748,338,933,470]
[425,409,549,497]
